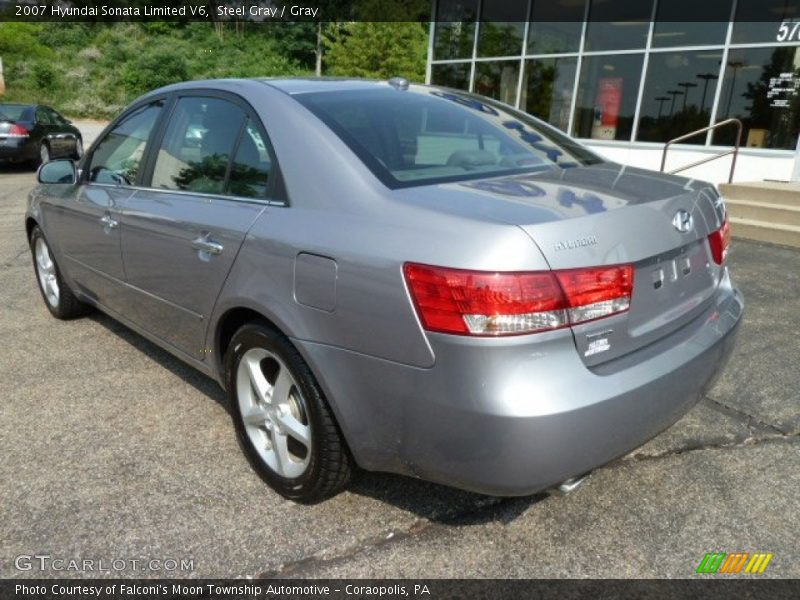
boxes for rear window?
[0,104,31,122]
[295,88,602,188]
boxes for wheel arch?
[25,216,39,241]
[214,304,359,467]
[216,306,275,370]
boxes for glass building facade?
[428,0,800,153]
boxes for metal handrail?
[660,118,743,183]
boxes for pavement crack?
[252,496,520,579]
[703,395,788,436]
[625,430,798,463]
[2,245,31,268]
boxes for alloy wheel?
[35,237,60,308]
[236,347,312,479]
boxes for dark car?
[0,103,83,166]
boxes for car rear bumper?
[0,138,35,160]
[296,269,743,496]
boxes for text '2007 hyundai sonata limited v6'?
[27,78,742,502]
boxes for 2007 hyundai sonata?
[26,78,742,502]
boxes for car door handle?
[100,214,118,229]
[191,236,224,256]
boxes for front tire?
[225,323,352,503]
[72,137,83,160]
[30,226,88,319]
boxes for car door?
[118,92,274,359]
[33,107,58,155]
[44,100,165,312]
[45,107,79,156]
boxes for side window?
[151,97,245,194]
[227,119,272,199]
[36,108,53,125]
[88,102,162,185]
[46,108,68,125]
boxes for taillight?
[555,266,633,325]
[7,124,29,138]
[707,218,731,265]
[403,263,633,336]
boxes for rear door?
[45,107,79,156]
[44,101,164,312]
[34,107,62,156]
[118,92,274,359]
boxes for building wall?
[427,0,800,185]
[584,142,796,185]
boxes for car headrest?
[446,150,497,169]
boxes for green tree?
[324,22,428,82]
[0,23,49,59]
[122,52,189,96]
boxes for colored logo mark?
[697,552,773,574]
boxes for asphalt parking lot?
[1,122,798,579]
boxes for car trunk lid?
[514,166,727,366]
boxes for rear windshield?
[0,104,31,122]
[295,87,602,188]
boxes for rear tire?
[225,323,352,503]
[30,226,89,319]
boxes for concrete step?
[730,217,800,248]
[719,181,800,207]
[727,199,800,228]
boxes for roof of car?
[144,77,428,99]
[257,78,416,95]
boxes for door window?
[88,102,163,185]
[151,97,246,194]
[36,108,53,125]
[46,107,69,125]
[227,119,272,199]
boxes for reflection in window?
[89,103,162,185]
[733,0,800,44]
[477,0,526,58]
[433,0,479,60]
[585,0,652,51]
[295,88,599,188]
[431,62,471,91]
[637,51,722,144]
[521,57,577,132]
[713,47,800,150]
[228,120,271,199]
[152,97,245,194]
[652,0,730,47]
[474,61,520,106]
[573,54,644,141]
[527,0,585,54]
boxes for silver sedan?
[26,79,743,502]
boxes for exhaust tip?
[553,472,591,496]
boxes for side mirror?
[38,159,77,185]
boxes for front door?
[119,94,274,359]
[44,101,164,311]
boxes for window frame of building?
[426,0,800,154]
